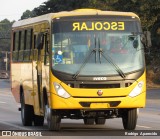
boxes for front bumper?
[50,91,146,109]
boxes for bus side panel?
[11,63,34,106]
[32,60,41,115]
[11,63,21,103]
[21,63,34,106]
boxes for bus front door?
[33,32,49,116]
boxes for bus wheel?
[83,118,95,125]
[34,115,44,126]
[95,118,106,125]
[48,110,61,131]
[21,93,33,126]
[122,108,137,130]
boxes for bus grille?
[79,83,120,88]
[79,101,121,107]
[65,82,133,88]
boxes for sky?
[0,0,47,21]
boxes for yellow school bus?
[11,9,146,130]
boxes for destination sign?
[72,22,125,31]
[52,16,141,33]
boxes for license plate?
[90,103,109,108]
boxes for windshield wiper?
[100,50,126,79]
[73,35,98,80]
[73,37,126,80]
[98,38,102,64]
[97,38,126,79]
[72,48,96,80]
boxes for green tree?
[22,0,160,31]
[21,10,36,20]
[32,0,111,16]
[0,19,12,51]
[0,19,12,71]
[110,0,160,30]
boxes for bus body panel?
[11,63,34,106]
[50,92,145,109]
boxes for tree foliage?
[0,19,12,70]
[0,19,12,51]
[32,0,111,16]
[23,0,160,31]
[21,10,36,20]
[110,0,160,30]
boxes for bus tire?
[48,111,61,131]
[43,88,48,120]
[83,118,95,125]
[95,118,106,125]
[122,108,137,130]
[21,93,33,126]
[34,115,44,126]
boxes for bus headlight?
[54,83,71,98]
[129,81,143,97]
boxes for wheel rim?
[47,107,51,123]
[44,104,47,119]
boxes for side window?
[18,31,24,61]
[36,33,49,65]
[44,34,49,65]
[24,29,33,61]
[33,34,38,61]
[12,31,19,62]
[29,29,33,60]
[12,29,33,62]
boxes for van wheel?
[122,108,137,130]
[83,118,95,125]
[48,110,61,131]
[21,93,33,126]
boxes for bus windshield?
[51,16,144,77]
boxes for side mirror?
[36,33,44,49]
[140,34,146,45]
[128,36,135,41]
[128,35,139,49]
[142,31,152,47]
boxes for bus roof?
[12,9,139,28]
